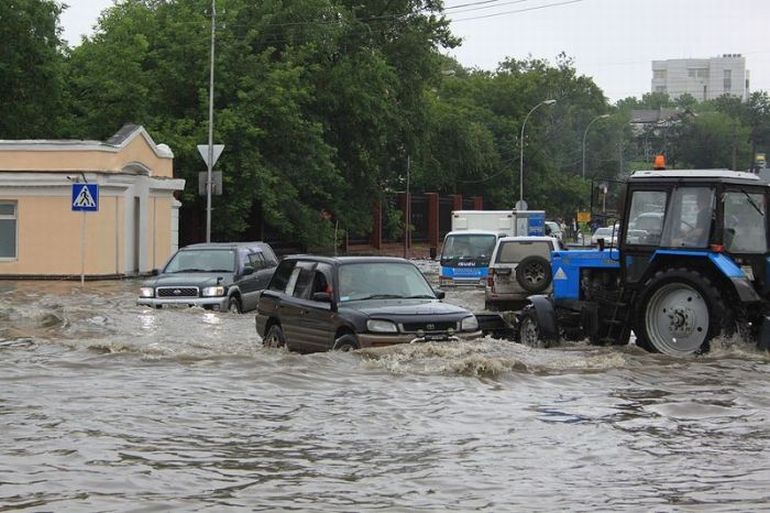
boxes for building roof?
[0,124,173,159]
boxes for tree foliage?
[0,0,64,138]
[5,0,770,244]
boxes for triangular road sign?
[197,144,225,167]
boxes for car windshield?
[163,249,236,273]
[440,234,497,264]
[338,262,436,302]
[595,227,613,236]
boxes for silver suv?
[484,236,562,311]
[137,242,278,313]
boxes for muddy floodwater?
[2,264,770,512]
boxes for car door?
[292,264,338,351]
[280,260,317,352]
[234,248,260,310]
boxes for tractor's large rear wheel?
[634,269,733,357]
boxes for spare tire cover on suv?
[515,255,552,294]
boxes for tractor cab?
[621,169,768,297]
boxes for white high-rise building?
[651,55,750,101]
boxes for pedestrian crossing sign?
[72,183,99,212]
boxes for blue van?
[438,230,499,287]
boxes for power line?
[443,0,501,10]
[444,0,532,14]
[451,0,586,22]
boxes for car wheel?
[333,334,359,352]
[263,324,286,348]
[515,255,552,294]
[226,296,242,314]
[518,307,548,348]
[634,269,733,357]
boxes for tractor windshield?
[661,187,714,248]
[723,191,767,253]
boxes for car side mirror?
[434,290,446,300]
[151,268,159,276]
[242,266,254,276]
[311,291,332,303]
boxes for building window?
[690,68,709,79]
[655,85,667,93]
[0,201,17,259]
[723,69,732,92]
[688,69,696,78]
[653,69,666,80]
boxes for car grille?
[157,286,199,298]
[401,321,457,333]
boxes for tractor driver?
[672,188,713,247]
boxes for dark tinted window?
[269,260,295,292]
[310,264,333,297]
[292,262,316,299]
[248,252,267,269]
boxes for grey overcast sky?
[60,0,770,102]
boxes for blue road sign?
[72,183,99,212]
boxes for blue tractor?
[515,168,770,357]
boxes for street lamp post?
[581,114,610,179]
[519,99,556,207]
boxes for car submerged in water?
[256,255,482,352]
[137,242,278,313]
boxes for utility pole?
[404,155,411,259]
[205,0,216,242]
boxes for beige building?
[0,124,185,279]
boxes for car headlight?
[460,315,479,332]
[366,319,399,333]
[139,287,155,298]
[202,286,226,297]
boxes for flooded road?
[2,268,770,512]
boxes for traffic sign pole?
[206,0,216,243]
[71,181,98,285]
[81,211,86,286]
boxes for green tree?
[61,0,456,246]
[0,0,65,138]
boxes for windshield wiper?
[741,189,765,216]
[356,294,405,300]
[405,294,437,299]
[175,268,206,273]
